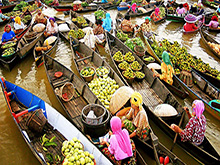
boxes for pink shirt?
[207,20,219,28]
[108,131,132,160]
[176,7,186,14]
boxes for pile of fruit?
[68,29,85,39]
[208,42,220,55]
[88,76,119,109]
[175,68,180,75]
[94,10,105,20]
[2,47,15,57]
[159,7,166,17]
[80,67,95,77]
[81,2,89,7]
[151,38,220,77]
[125,38,144,51]
[96,66,109,77]
[113,51,123,62]
[77,29,85,39]
[13,1,28,11]
[118,61,130,70]
[124,52,135,63]
[135,71,145,79]
[130,61,142,71]
[76,16,87,24]
[22,4,38,12]
[44,0,54,5]
[2,42,16,49]
[116,30,129,42]
[4,11,22,17]
[22,15,32,24]
[123,68,135,79]
[62,137,95,165]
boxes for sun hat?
[184,14,197,23]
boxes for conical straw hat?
[109,86,134,115]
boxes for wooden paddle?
[170,110,185,151]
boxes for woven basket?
[55,82,75,102]
[26,109,47,133]
[134,45,145,57]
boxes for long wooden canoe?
[125,1,162,17]
[145,33,220,121]
[43,53,184,164]
[33,33,59,68]
[106,31,220,164]
[0,77,112,165]
[183,17,204,33]
[200,27,220,59]
[0,11,32,71]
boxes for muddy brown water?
[0,1,220,164]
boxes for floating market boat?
[151,5,166,24]
[33,33,59,68]
[144,34,220,121]
[183,17,204,33]
[202,0,218,10]
[106,31,220,164]
[0,77,112,165]
[125,1,162,17]
[0,10,32,71]
[44,54,184,164]
[200,27,220,59]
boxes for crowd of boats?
[0,0,220,164]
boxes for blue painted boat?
[117,5,129,11]
[0,77,112,165]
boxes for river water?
[0,0,220,164]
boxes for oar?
[170,110,185,152]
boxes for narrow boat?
[33,33,59,68]
[44,54,184,164]
[106,31,220,164]
[200,27,220,59]
[151,5,166,24]
[0,10,32,71]
[125,1,162,17]
[202,0,218,10]
[0,3,16,13]
[0,77,112,165]
[183,18,204,33]
[117,5,129,11]
[144,33,220,121]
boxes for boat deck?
[9,100,65,164]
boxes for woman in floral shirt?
[171,100,206,146]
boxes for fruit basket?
[130,61,142,71]
[122,68,136,84]
[135,71,145,82]
[118,61,130,71]
[80,67,95,82]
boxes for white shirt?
[14,22,25,30]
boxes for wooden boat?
[202,0,218,10]
[125,1,162,17]
[43,54,184,164]
[151,5,166,24]
[52,2,117,12]
[200,27,220,59]
[106,31,220,164]
[117,5,129,11]
[33,33,59,68]
[0,77,112,165]
[144,33,220,121]
[0,11,32,71]
[0,3,16,13]
[183,17,204,33]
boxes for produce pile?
[88,76,119,110]
[2,47,15,58]
[96,66,109,77]
[123,68,135,78]
[2,42,16,49]
[22,15,32,24]
[72,16,88,27]
[143,56,154,62]
[4,11,22,17]
[130,61,142,71]
[94,10,105,20]
[119,61,130,70]
[124,51,135,63]
[136,71,145,79]
[13,1,28,11]
[159,7,166,18]
[125,38,145,51]
[44,0,54,5]
[22,4,38,12]
[68,29,85,39]
[81,2,89,7]
[80,67,95,77]
[40,134,63,164]
[208,42,220,55]
[151,38,220,77]
[62,137,95,165]
[116,30,129,42]
[113,51,123,62]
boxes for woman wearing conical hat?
[116,92,150,140]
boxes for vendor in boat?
[94,19,105,41]
[150,7,162,22]
[136,16,152,38]
[116,92,150,140]
[49,0,59,6]
[205,15,219,29]
[14,16,26,34]
[2,24,16,42]
[102,13,112,32]
[130,3,137,13]
[176,4,186,15]
[184,14,198,32]
[121,15,137,33]
[153,51,174,85]
[34,9,47,25]
[0,9,10,23]
[171,100,206,146]
[119,0,129,7]
[45,17,58,37]
[101,116,136,165]
[183,3,189,13]
[83,27,103,50]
